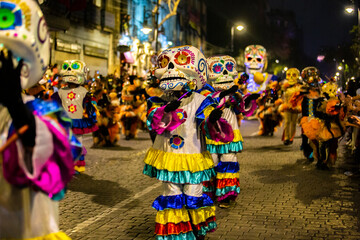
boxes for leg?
[283,111,291,143]
[202,154,219,200]
[215,153,240,207]
[289,112,298,142]
[184,184,216,239]
[74,134,86,173]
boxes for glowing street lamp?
[284,67,288,71]
[338,65,343,71]
[345,7,355,14]
[231,24,246,53]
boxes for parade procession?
[2,0,360,239]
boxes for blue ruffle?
[156,232,196,240]
[143,164,216,184]
[215,161,239,173]
[152,194,185,211]
[185,194,214,209]
[195,95,216,126]
[72,117,97,129]
[152,193,214,211]
[207,141,243,154]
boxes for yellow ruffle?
[206,129,243,145]
[216,172,240,179]
[144,148,214,172]
[5,231,72,240]
[188,206,216,225]
[155,207,190,225]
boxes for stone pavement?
[60,120,360,239]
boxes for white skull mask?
[0,0,50,89]
[208,55,238,90]
[244,45,267,75]
[60,60,88,85]
[155,45,208,92]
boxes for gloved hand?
[164,100,181,112]
[208,108,223,123]
[219,85,239,99]
[0,50,35,148]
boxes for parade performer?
[143,46,234,240]
[199,55,244,208]
[298,67,322,163]
[0,1,81,238]
[256,81,283,136]
[52,60,98,173]
[281,68,301,145]
[313,80,345,169]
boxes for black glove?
[219,85,239,99]
[0,50,35,148]
[208,108,223,123]
[164,100,181,112]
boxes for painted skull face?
[286,68,300,85]
[155,45,207,92]
[301,66,320,89]
[244,45,267,75]
[0,0,50,89]
[60,60,88,85]
[322,82,338,98]
[207,55,238,90]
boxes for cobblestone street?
[60,120,360,240]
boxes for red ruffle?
[75,160,85,167]
[155,222,193,235]
[72,125,99,134]
[203,179,215,188]
[192,216,216,231]
[216,178,240,188]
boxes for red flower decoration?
[67,91,76,101]
[68,104,77,113]
[174,51,190,65]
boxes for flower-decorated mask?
[207,55,238,90]
[301,66,320,89]
[244,45,267,75]
[0,0,50,89]
[155,45,208,92]
[60,60,88,85]
[286,68,300,85]
[322,81,338,98]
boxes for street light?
[338,65,343,71]
[345,6,355,14]
[231,24,245,53]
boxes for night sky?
[207,0,355,61]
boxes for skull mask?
[0,0,50,89]
[301,67,320,89]
[60,60,88,85]
[155,45,208,92]
[286,68,300,85]
[322,81,338,98]
[244,45,267,75]
[207,55,238,90]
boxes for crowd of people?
[1,1,360,239]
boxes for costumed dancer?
[52,60,98,173]
[313,80,345,169]
[199,55,244,208]
[281,68,301,145]
[0,1,81,238]
[298,67,322,163]
[143,46,234,240]
[256,81,283,136]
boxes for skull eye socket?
[225,62,234,72]
[212,63,223,74]
[247,57,253,61]
[256,58,262,62]
[71,62,80,70]
[292,73,297,77]
[62,63,69,70]
[174,51,190,65]
[0,3,22,30]
[158,55,170,68]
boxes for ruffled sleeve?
[2,99,82,200]
[196,96,234,143]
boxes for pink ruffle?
[151,105,185,134]
[217,191,238,202]
[72,125,99,134]
[3,117,74,197]
[206,118,234,143]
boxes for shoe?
[289,140,293,145]
[284,140,290,145]
[218,202,230,208]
